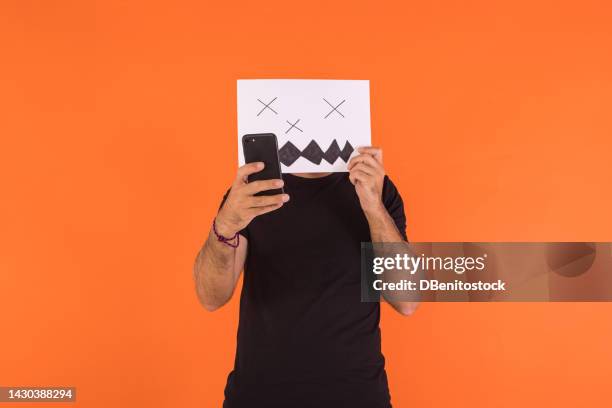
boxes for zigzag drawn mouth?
[278,140,354,166]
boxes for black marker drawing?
[239,80,370,171]
[278,140,354,166]
[257,97,278,116]
[277,141,301,166]
[323,98,346,118]
[285,119,303,134]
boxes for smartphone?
[241,133,284,196]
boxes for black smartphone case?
[242,133,284,196]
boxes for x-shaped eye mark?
[285,119,303,134]
[323,98,345,118]
[257,97,278,116]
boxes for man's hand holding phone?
[215,162,289,237]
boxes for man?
[193,146,418,408]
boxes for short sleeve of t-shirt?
[382,176,408,241]
[219,189,250,240]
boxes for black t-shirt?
[221,173,407,408]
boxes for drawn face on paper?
[237,80,371,173]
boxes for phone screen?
[242,133,284,196]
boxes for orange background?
[1,1,611,407]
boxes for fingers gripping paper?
[237,79,371,173]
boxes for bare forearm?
[365,206,419,316]
[364,204,404,243]
[193,227,239,311]
[193,163,286,312]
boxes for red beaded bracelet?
[212,219,240,248]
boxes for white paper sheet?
[237,79,371,173]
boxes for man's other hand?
[216,162,289,236]
[348,147,385,215]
